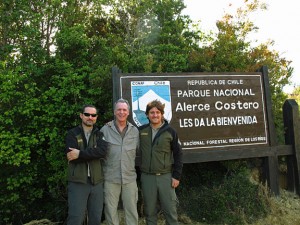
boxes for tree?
[187,0,292,142]
[0,0,112,223]
[0,0,295,223]
[290,87,300,109]
[0,0,62,223]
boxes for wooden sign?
[114,72,269,150]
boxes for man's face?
[114,102,129,123]
[147,107,162,126]
[80,107,98,127]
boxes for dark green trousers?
[141,172,179,225]
[67,179,104,225]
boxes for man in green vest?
[65,104,108,225]
[139,100,183,225]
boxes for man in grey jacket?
[101,98,139,225]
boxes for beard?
[83,120,94,127]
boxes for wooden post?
[112,66,122,104]
[283,99,300,195]
[260,66,280,195]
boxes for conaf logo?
[131,81,172,127]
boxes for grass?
[24,189,300,225]
[107,190,300,225]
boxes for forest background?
[0,0,299,224]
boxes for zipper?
[149,128,153,173]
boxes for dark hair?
[82,104,98,114]
[114,98,130,111]
[145,100,165,115]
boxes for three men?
[65,99,183,225]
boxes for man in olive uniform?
[139,100,183,225]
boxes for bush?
[178,161,270,224]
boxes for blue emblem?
[131,81,172,127]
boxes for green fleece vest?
[140,126,173,174]
[67,130,104,184]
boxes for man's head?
[114,98,130,123]
[80,104,98,128]
[145,100,165,126]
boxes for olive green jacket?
[65,125,107,184]
[139,120,183,180]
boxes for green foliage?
[290,87,300,117]
[187,0,292,143]
[0,65,48,223]
[178,162,269,224]
[0,0,294,223]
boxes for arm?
[135,137,141,180]
[78,131,108,160]
[67,131,108,161]
[135,134,141,166]
[65,129,85,163]
[65,130,78,154]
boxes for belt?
[143,172,163,176]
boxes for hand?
[67,148,80,161]
[172,178,180,188]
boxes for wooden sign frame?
[112,66,300,196]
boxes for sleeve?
[65,129,86,163]
[65,130,78,154]
[135,128,141,165]
[78,130,109,160]
[170,129,183,180]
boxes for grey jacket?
[101,120,139,184]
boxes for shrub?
[178,161,270,224]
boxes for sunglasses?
[83,112,97,117]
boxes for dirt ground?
[25,189,300,225]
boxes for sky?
[182,0,300,93]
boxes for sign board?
[115,72,269,150]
